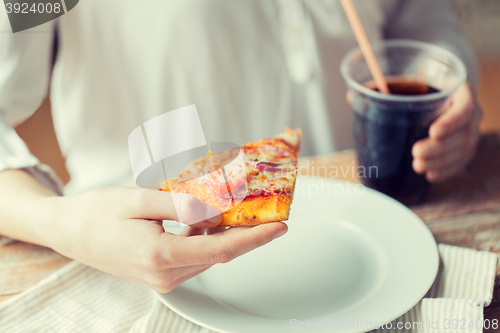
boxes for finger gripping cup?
[341,40,467,205]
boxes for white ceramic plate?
[155,177,439,333]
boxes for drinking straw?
[340,0,390,94]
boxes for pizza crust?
[218,192,293,226]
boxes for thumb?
[129,189,221,227]
[171,193,222,227]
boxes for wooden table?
[1,133,499,329]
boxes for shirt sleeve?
[383,0,479,87]
[0,10,63,244]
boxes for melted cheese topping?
[162,129,300,199]
[242,144,297,195]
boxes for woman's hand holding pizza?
[47,187,288,293]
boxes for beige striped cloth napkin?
[0,244,497,333]
[375,245,498,333]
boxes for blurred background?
[15,0,500,185]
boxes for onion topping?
[242,153,295,173]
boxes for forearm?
[0,169,59,247]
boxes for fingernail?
[273,228,288,240]
[204,204,222,224]
[207,214,222,225]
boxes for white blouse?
[0,0,477,198]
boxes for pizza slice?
[159,127,301,226]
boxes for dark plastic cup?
[341,40,467,205]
